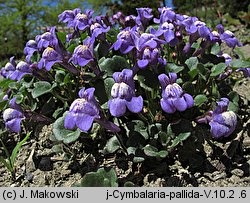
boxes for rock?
[231,168,244,177]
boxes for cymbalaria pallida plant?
[1,6,249,180]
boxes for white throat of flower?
[3,108,16,121]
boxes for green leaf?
[212,81,220,97]
[10,132,31,168]
[99,55,130,76]
[95,41,110,58]
[143,145,158,157]
[127,147,136,155]
[31,81,53,98]
[55,70,66,84]
[104,77,115,99]
[126,120,149,142]
[80,168,118,187]
[0,156,12,173]
[0,100,8,111]
[57,32,66,42]
[124,181,135,187]
[51,144,64,154]
[185,57,198,70]
[8,82,18,90]
[169,132,191,148]
[230,59,250,69]
[67,44,78,53]
[159,131,171,146]
[228,101,238,112]
[182,81,195,95]
[228,91,239,104]
[188,68,198,79]
[211,43,221,55]
[15,93,24,104]
[93,79,108,105]
[165,63,184,73]
[210,63,227,77]
[105,136,121,153]
[194,94,208,106]
[149,123,162,136]
[53,115,81,144]
[197,63,208,80]
[106,28,119,43]
[167,124,175,137]
[0,79,13,91]
[133,157,145,163]
[137,69,159,92]
[143,145,168,158]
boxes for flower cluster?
[1,6,246,142]
[1,57,32,81]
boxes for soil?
[0,79,249,187]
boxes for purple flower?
[112,11,124,21]
[237,68,250,78]
[69,37,94,67]
[58,8,81,27]
[154,22,175,43]
[124,15,136,28]
[3,94,9,101]
[24,40,38,63]
[108,69,143,117]
[216,24,242,48]
[136,8,153,29]
[38,47,63,71]
[73,9,94,31]
[136,33,166,69]
[220,30,242,48]
[211,30,221,43]
[112,27,139,54]
[90,21,110,39]
[1,57,16,78]
[154,7,176,24]
[197,98,237,138]
[37,26,58,50]
[182,17,198,34]
[137,47,166,69]
[136,33,165,51]
[3,98,25,133]
[9,61,32,81]
[65,88,120,132]
[158,73,194,113]
[1,57,32,81]
[221,53,232,66]
[64,88,100,132]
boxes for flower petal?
[64,112,76,130]
[78,87,86,98]
[6,118,22,133]
[137,59,149,68]
[183,93,194,108]
[126,96,143,113]
[209,121,230,138]
[164,30,175,42]
[75,113,94,132]
[108,98,126,117]
[174,97,188,111]
[160,98,176,113]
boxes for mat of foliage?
[0,6,250,187]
